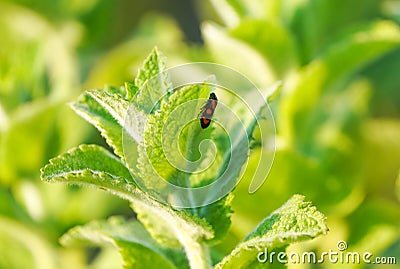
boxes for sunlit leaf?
[215,195,328,268]
[70,86,131,159]
[134,47,172,113]
[61,216,186,269]
[230,19,297,78]
[41,143,214,269]
[202,22,276,87]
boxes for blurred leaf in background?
[0,2,86,267]
[203,0,400,266]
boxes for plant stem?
[177,236,211,269]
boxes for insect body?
[200,92,218,129]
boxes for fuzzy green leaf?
[133,194,233,248]
[70,86,130,159]
[196,194,233,245]
[215,195,328,269]
[136,82,233,243]
[41,144,213,269]
[137,83,214,189]
[40,144,132,182]
[134,82,226,246]
[134,47,172,113]
[125,82,139,101]
[87,89,129,127]
[137,79,273,241]
[60,216,185,269]
[131,200,213,269]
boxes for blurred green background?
[0,0,399,268]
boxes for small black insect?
[199,92,218,129]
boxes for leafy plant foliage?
[41,48,328,268]
[1,0,398,268]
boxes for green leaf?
[273,21,400,212]
[130,201,213,247]
[71,84,148,165]
[286,0,385,63]
[221,0,248,18]
[209,0,241,27]
[215,91,273,194]
[215,195,328,269]
[210,0,269,22]
[0,99,59,184]
[281,20,400,150]
[196,194,233,245]
[137,83,213,189]
[41,145,214,269]
[0,186,31,222]
[0,216,57,269]
[130,200,214,269]
[202,22,276,87]
[125,82,138,100]
[40,144,132,182]
[137,78,274,241]
[60,216,185,269]
[230,19,297,78]
[134,80,234,244]
[70,86,130,159]
[134,47,172,113]
[88,88,129,127]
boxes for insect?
[199,92,218,129]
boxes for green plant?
[41,48,328,268]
